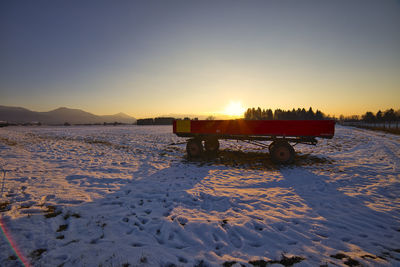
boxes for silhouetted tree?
[306,107,314,120]
[376,110,383,122]
[256,107,262,120]
[267,109,273,120]
[206,116,215,120]
[362,112,375,122]
[315,110,324,120]
[383,109,396,122]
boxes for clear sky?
[1,0,399,118]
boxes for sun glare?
[223,101,246,117]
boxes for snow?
[0,125,399,266]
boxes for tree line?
[244,107,326,120]
[136,117,175,125]
[340,108,400,122]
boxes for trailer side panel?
[174,120,335,138]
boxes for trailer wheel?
[268,142,276,155]
[204,138,219,153]
[186,138,203,158]
[270,141,295,164]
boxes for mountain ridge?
[0,105,136,124]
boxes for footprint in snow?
[228,231,242,248]
[55,255,68,261]
[176,216,188,226]
[253,222,264,231]
[155,237,164,245]
[138,217,149,224]
[144,209,152,215]
[274,223,286,232]
[316,232,329,238]
[134,222,144,231]
[215,242,225,250]
[376,224,386,230]
[168,232,174,240]
[249,242,262,248]
[163,210,171,217]
[178,257,188,263]
[291,219,300,225]
[126,229,134,235]
[212,233,219,242]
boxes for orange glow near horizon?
[222,101,246,118]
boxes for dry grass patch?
[0,201,11,212]
[0,136,17,146]
[44,205,62,218]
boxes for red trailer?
[173,119,335,164]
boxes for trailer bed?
[173,119,335,139]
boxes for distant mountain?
[158,113,237,120]
[0,106,51,123]
[101,112,135,122]
[0,106,136,124]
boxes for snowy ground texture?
[0,125,399,267]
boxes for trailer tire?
[204,138,219,154]
[268,142,276,155]
[186,138,203,158]
[270,141,295,164]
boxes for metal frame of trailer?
[173,119,335,164]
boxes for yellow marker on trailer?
[175,120,191,133]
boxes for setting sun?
[223,101,246,117]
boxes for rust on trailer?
[174,119,335,139]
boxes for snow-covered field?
[0,125,399,267]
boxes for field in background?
[341,121,400,135]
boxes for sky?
[1,0,399,118]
